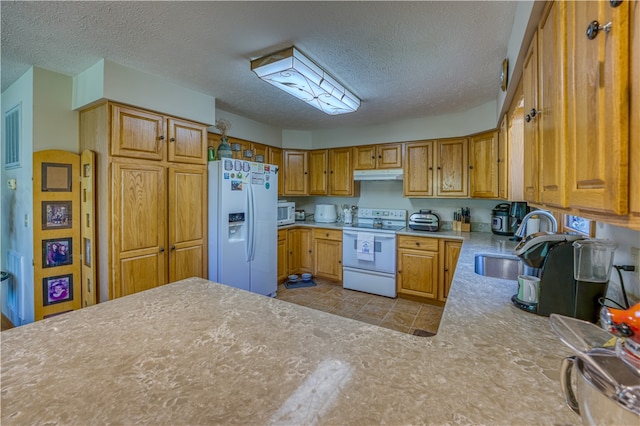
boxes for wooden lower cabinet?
[277,229,288,282]
[313,228,342,281]
[396,235,461,303]
[439,240,462,302]
[288,228,313,274]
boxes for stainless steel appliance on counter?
[409,210,440,232]
[491,203,512,235]
[342,208,406,297]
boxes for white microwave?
[277,202,295,226]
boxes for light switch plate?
[631,247,640,277]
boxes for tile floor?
[276,278,444,336]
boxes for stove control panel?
[358,208,407,220]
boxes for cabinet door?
[522,32,540,203]
[111,104,165,161]
[538,1,568,208]
[439,240,461,302]
[469,131,499,198]
[397,248,438,300]
[167,118,207,165]
[329,147,355,196]
[404,141,434,196]
[435,138,468,197]
[631,0,639,216]
[314,239,342,281]
[168,166,207,282]
[268,147,284,197]
[112,162,167,298]
[283,150,308,196]
[309,149,328,195]
[566,0,629,215]
[288,228,313,274]
[251,143,268,163]
[299,228,313,273]
[498,116,509,199]
[353,145,377,170]
[277,230,288,282]
[377,143,403,169]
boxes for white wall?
[34,68,78,151]
[1,68,35,326]
[311,101,497,148]
[73,59,216,125]
[213,109,283,147]
[596,223,640,300]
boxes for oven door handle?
[343,231,396,239]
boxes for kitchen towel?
[356,232,374,262]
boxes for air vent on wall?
[4,104,20,169]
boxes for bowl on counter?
[301,273,312,281]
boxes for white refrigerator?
[208,159,278,296]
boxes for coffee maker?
[512,233,616,323]
[508,202,528,237]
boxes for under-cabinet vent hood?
[353,169,404,181]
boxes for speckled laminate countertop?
[0,232,579,425]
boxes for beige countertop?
[1,232,579,425]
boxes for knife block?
[453,220,470,232]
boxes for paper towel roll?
[526,217,540,236]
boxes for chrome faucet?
[513,209,558,240]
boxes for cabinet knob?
[308,250,312,253]
[371,156,376,159]
[171,245,176,251]
[158,135,165,140]
[437,166,441,170]
[325,233,329,237]
[429,167,433,171]
[586,20,612,40]
[529,108,540,118]
[378,155,382,159]
[469,165,474,170]
[609,0,622,6]
[525,114,532,123]
[330,170,334,174]
[159,247,165,252]
[444,268,449,272]
[169,137,176,142]
[415,242,420,246]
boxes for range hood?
[353,168,404,181]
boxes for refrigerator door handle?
[247,180,256,261]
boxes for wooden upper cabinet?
[268,146,284,197]
[354,143,403,169]
[251,143,268,162]
[404,141,434,197]
[329,147,356,196]
[522,31,540,203]
[435,138,468,197]
[469,130,499,198]
[537,1,568,208]
[283,150,308,196]
[566,0,629,215]
[630,0,639,216]
[309,149,328,195]
[167,118,207,165]
[110,103,206,164]
[111,104,166,161]
[498,116,509,199]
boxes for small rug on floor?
[412,329,436,337]
[284,280,317,289]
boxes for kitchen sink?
[474,253,527,281]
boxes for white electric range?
[342,208,406,297]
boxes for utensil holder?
[454,220,470,232]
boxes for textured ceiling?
[1,1,518,130]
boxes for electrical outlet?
[631,246,640,277]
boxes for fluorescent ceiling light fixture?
[251,47,360,115]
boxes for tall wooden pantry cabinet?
[80,102,208,301]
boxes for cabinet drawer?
[313,228,342,241]
[278,229,287,241]
[397,235,438,251]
